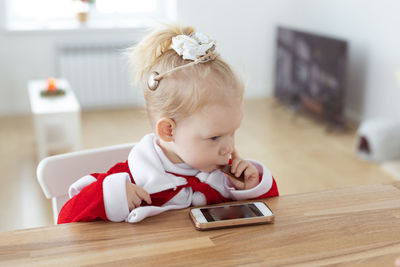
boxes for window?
[5,0,176,31]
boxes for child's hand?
[395,257,400,267]
[126,182,152,211]
[227,150,260,190]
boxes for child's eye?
[209,136,220,141]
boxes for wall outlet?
[396,69,400,87]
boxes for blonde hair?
[128,24,244,126]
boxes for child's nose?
[220,149,231,157]
[220,139,234,156]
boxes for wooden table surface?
[1,182,400,266]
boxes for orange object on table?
[47,78,57,92]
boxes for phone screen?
[200,203,264,222]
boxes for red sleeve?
[255,176,279,199]
[57,161,132,224]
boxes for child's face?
[171,101,243,172]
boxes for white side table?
[28,79,81,159]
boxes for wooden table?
[2,182,400,266]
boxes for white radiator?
[56,43,143,109]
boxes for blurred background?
[0,0,399,232]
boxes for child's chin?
[198,165,218,173]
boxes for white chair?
[37,142,135,224]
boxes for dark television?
[274,26,348,125]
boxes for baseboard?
[382,160,400,180]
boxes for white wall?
[0,28,146,115]
[177,0,400,122]
[1,0,399,121]
[268,0,400,121]
[177,0,277,99]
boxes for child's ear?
[156,117,176,142]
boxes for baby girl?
[58,24,279,224]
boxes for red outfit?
[58,161,278,223]
[58,134,279,224]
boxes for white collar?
[152,136,199,176]
[127,133,199,194]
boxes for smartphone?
[190,201,274,230]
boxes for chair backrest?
[37,143,135,224]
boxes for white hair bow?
[147,32,218,91]
[171,32,216,61]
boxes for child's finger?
[135,186,152,205]
[131,193,142,207]
[127,193,140,211]
[396,258,400,267]
[230,158,241,173]
[224,174,244,190]
[244,165,258,180]
[234,161,248,177]
[127,201,134,211]
[231,149,240,160]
